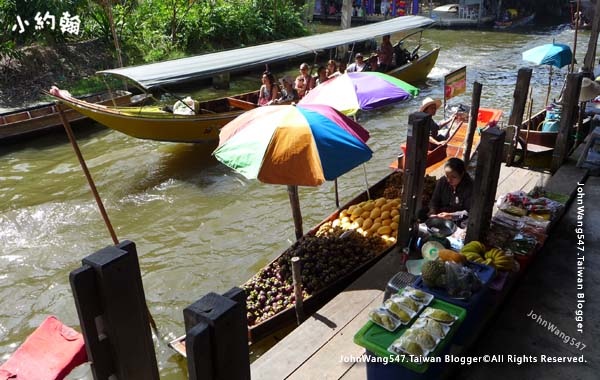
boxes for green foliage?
[0,0,307,65]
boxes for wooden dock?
[250,163,552,380]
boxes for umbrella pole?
[334,179,340,208]
[362,164,371,200]
[287,185,304,240]
[545,66,553,107]
[525,86,534,163]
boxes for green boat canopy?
[97,16,435,91]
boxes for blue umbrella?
[522,43,574,105]
[522,43,573,68]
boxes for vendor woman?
[429,157,473,219]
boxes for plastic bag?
[444,262,482,298]
[173,96,195,115]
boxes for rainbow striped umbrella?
[299,71,419,116]
[214,104,372,187]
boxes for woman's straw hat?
[419,97,442,112]
[579,77,600,102]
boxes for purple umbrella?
[300,71,419,116]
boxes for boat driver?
[418,97,455,147]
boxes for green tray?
[354,296,466,373]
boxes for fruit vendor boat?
[169,169,436,354]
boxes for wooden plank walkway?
[250,163,553,380]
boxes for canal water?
[0,24,588,378]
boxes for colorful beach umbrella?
[214,104,372,187]
[214,104,373,239]
[299,72,419,116]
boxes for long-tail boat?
[47,16,439,144]
[0,90,137,141]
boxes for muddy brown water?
[0,24,587,378]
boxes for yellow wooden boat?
[45,87,259,143]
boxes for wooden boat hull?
[168,172,401,355]
[518,110,557,149]
[247,174,398,343]
[386,48,440,83]
[0,91,134,141]
[47,90,259,143]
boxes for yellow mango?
[369,223,382,234]
[374,197,387,207]
[381,203,393,212]
[377,225,392,235]
[360,210,371,219]
[370,207,381,219]
[380,210,391,220]
[351,207,363,219]
[362,201,375,211]
[362,218,373,230]
[390,209,399,217]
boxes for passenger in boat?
[295,63,313,98]
[338,61,347,75]
[419,97,455,147]
[429,157,473,220]
[346,52,367,72]
[314,65,329,86]
[275,76,299,103]
[258,71,280,106]
[378,34,394,72]
[364,54,380,72]
[326,59,338,78]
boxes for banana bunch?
[462,250,485,264]
[484,248,515,271]
[460,241,515,271]
[460,241,486,263]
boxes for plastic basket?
[354,297,466,374]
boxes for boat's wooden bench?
[227,97,257,111]
[525,142,554,153]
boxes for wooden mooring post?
[184,287,250,380]
[69,241,159,380]
[551,73,583,173]
[506,68,532,166]
[463,81,482,163]
[397,112,430,250]
[465,128,506,243]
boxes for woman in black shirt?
[429,158,473,219]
